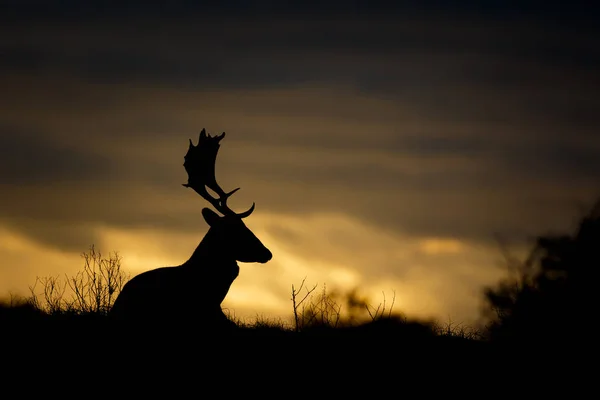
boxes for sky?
[1,1,599,326]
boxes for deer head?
[182,128,272,264]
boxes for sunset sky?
[1,2,599,326]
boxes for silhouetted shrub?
[482,198,599,346]
[290,278,402,331]
[28,244,129,317]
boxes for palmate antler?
[182,128,255,218]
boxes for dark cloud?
[0,124,116,185]
[1,217,101,253]
[3,1,599,21]
[2,6,598,94]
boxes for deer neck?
[184,228,236,267]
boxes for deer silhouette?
[109,129,272,330]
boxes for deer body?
[109,263,238,325]
[109,129,272,329]
[109,262,239,327]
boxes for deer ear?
[202,208,221,227]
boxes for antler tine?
[182,128,255,218]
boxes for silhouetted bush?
[27,244,129,318]
[290,277,407,330]
[482,198,599,347]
